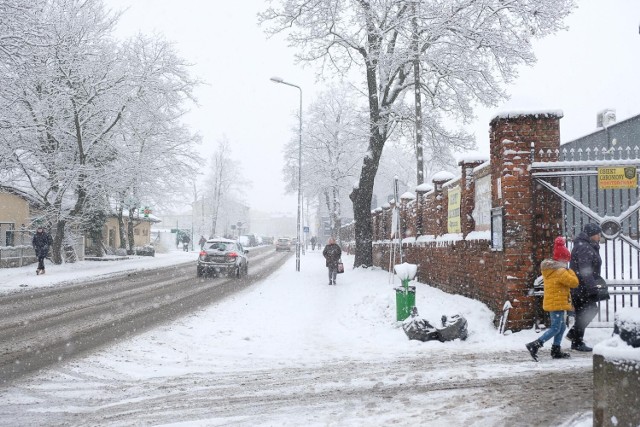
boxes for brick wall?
[341,111,563,331]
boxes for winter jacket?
[32,231,53,258]
[569,232,602,303]
[541,259,579,311]
[323,243,342,268]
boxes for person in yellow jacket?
[526,236,579,361]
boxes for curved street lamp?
[270,76,302,272]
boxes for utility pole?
[412,0,424,185]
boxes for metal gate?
[531,147,640,325]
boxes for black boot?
[571,341,592,352]
[525,340,543,362]
[551,345,571,359]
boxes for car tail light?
[199,251,206,258]
[228,251,238,258]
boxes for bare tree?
[284,84,367,238]
[0,0,200,261]
[203,137,247,238]
[261,0,575,267]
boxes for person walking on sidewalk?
[322,237,342,286]
[566,223,603,352]
[32,226,53,275]
[526,236,579,362]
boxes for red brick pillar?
[382,202,392,240]
[432,175,450,236]
[458,159,487,238]
[400,192,416,238]
[415,183,432,236]
[489,111,562,330]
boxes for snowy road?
[0,250,607,426]
[0,246,289,383]
[0,350,592,426]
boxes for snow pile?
[393,262,417,280]
[594,307,640,362]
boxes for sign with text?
[597,167,638,189]
[472,175,491,231]
[447,186,461,233]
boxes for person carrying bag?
[567,223,604,352]
[322,238,342,286]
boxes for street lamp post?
[270,76,302,272]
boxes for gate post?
[489,111,563,330]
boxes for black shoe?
[551,345,571,359]
[571,342,592,352]
[525,340,543,362]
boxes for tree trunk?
[51,220,65,264]
[351,46,385,268]
[332,187,342,239]
[350,153,378,268]
[117,204,126,249]
[127,208,135,254]
[94,230,104,257]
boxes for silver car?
[197,238,249,278]
[275,237,292,251]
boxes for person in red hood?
[525,236,579,361]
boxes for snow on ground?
[0,248,614,426]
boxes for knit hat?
[583,223,602,237]
[553,236,571,262]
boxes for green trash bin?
[395,285,416,321]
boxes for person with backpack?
[32,226,53,275]
[526,236,579,361]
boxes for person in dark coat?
[32,226,53,275]
[567,223,603,352]
[322,237,342,286]
[198,235,207,250]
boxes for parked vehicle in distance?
[275,237,292,252]
[197,238,249,278]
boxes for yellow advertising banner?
[448,186,461,233]
[597,167,638,190]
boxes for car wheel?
[197,266,203,277]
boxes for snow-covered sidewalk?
[1,248,611,426]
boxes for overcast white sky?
[106,0,640,214]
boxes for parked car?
[275,237,292,252]
[197,238,248,278]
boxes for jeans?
[328,267,337,284]
[538,311,567,346]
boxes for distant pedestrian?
[199,235,206,250]
[322,237,342,286]
[32,226,53,275]
[566,223,603,352]
[525,237,578,361]
[310,236,317,250]
[182,235,190,252]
